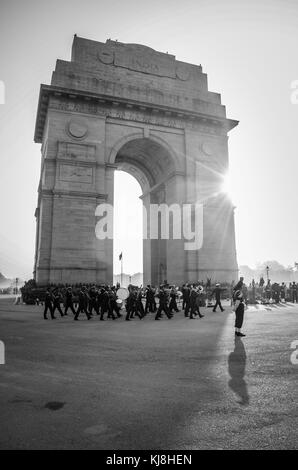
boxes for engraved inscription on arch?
[59,164,93,184]
[57,142,96,162]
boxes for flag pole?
[121,253,123,286]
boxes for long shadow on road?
[228,338,249,406]
[0,300,233,449]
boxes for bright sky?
[0,0,297,279]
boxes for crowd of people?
[246,278,298,303]
[20,277,246,334]
[41,283,206,321]
[20,275,298,337]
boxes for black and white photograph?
[0,0,297,458]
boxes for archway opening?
[113,170,143,287]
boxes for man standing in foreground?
[234,290,246,337]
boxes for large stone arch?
[108,132,180,172]
[111,135,182,286]
[33,36,239,286]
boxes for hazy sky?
[0,0,298,278]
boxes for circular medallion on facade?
[97,48,114,65]
[68,119,88,139]
[201,142,213,156]
[176,64,190,81]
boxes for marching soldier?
[169,287,179,313]
[43,288,55,320]
[183,285,191,316]
[52,289,64,317]
[83,286,91,316]
[64,287,76,315]
[126,290,143,320]
[189,287,204,319]
[211,283,225,312]
[136,289,145,317]
[88,285,98,315]
[145,285,155,313]
[100,288,110,320]
[107,289,119,319]
[182,284,190,310]
[74,287,91,320]
[125,290,135,321]
[155,286,172,320]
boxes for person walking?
[52,289,64,317]
[145,285,155,313]
[74,287,91,320]
[43,288,55,320]
[64,287,76,315]
[189,287,204,319]
[155,286,172,320]
[212,283,225,312]
[182,284,190,310]
[169,287,179,313]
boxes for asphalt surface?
[0,298,297,450]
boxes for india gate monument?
[33,35,238,286]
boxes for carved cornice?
[39,188,108,200]
[34,84,239,143]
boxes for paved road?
[0,299,297,450]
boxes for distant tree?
[256,261,286,272]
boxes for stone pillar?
[165,174,186,286]
[142,193,152,287]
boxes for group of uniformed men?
[42,283,212,321]
[43,285,122,321]
[41,276,298,321]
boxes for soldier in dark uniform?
[44,288,55,320]
[145,285,155,313]
[155,286,172,320]
[100,288,110,320]
[189,287,204,319]
[125,290,135,321]
[52,289,64,317]
[211,283,225,312]
[182,284,190,310]
[183,285,191,316]
[126,290,143,320]
[64,287,76,315]
[169,287,179,313]
[74,288,91,320]
[136,289,145,317]
[88,285,98,315]
[107,289,118,320]
[82,286,91,315]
